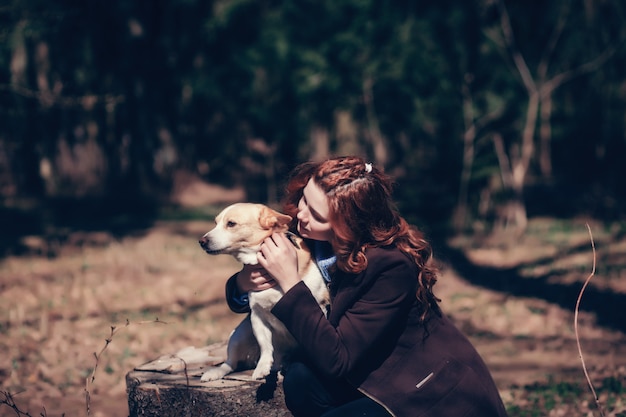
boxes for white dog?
[198,203,329,381]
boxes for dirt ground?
[1,202,625,416]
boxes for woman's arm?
[225,264,277,314]
[272,251,417,378]
[225,273,251,314]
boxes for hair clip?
[364,163,373,173]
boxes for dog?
[198,203,329,381]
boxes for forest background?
[2,0,626,230]
[1,0,626,416]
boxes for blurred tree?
[478,0,625,231]
[0,0,625,233]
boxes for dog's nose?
[199,236,207,247]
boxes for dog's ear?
[259,206,292,230]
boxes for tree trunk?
[362,76,388,166]
[491,131,530,232]
[452,83,477,232]
[126,343,290,417]
[310,125,330,161]
[539,92,553,178]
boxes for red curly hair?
[282,156,441,319]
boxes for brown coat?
[270,245,508,417]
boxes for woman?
[226,156,508,417]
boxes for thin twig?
[0,390,38,417]
[84,318,168,416]
[574,224,605,417]
[175,355,193,404]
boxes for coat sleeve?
[271,251,418,378]
[225,273,251,314]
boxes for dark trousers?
[282,362,391,417]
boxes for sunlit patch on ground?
[1,217,625,416]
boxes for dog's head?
[199,203,292,265]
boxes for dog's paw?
[200,368,225,381]
[251,360,272,380]
[200,364,231,382]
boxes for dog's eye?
[226,221,237,228]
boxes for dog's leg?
[200,315,258,381]
[200,362,234,382]
[249,309,276,380]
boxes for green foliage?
[0,0,625,223]
[507,375,626,417]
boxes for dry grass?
[0,216,625,416]
[445,218,626,416]
[0,220,243,416]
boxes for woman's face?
[296,179,334,242]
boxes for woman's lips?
[297,222,309,235]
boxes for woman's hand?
[236,263,277,293]
[257,232,301,293]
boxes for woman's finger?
[255,279,277,291]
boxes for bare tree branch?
[491,132,513,189]
[537,3,570,80]
[497,0,536,93]
[0,84,125,109]
[541,43,620,98]
[574,224,606,417]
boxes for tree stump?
[126,342,290,417]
